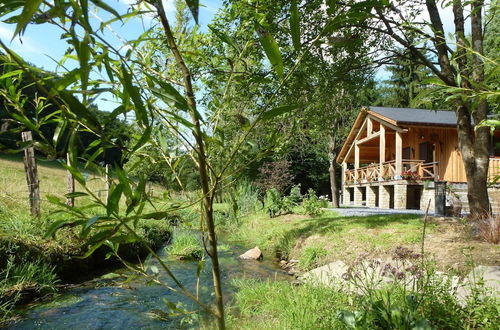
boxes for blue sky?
[0,0,222,72]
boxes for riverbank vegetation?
[0,155,172,322]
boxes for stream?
[7,241,289,329]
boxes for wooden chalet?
[337,107,500,212]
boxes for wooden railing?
[343,159,439,184]
[489,157,500,183]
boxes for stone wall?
[394,184,407,209]
[354,186,364,206]
[366,186,377,207]
[379,185,391,209]
[420,187,435,213]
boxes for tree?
[357,0,496,216]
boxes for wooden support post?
[367,117,373,135]
[21,131,40,217]
[105,164,110,201]
[379,124,386,180]
[354,143,360,181]
[341,162,346,204]
[66,153,75,207]
[395,131,403,179]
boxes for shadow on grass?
[274,214,422,259]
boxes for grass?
[165,231,204,260]
[228,210,433,264]
[228,271,499,330]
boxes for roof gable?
[368,106,457,126]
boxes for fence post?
[66,153,75,207]
[105,163,110,201]
[21,131,40,217]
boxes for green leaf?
[0,69,23,79]
[107,183,124,216]
[184,0,199,24]
[12,0,43,40]
[255,21,283,78]
[64,192,89,198]
[121,64,148,126]
[261,104,301,121]
[84,215,100,230]
[90,0,121,20]
[44,219,70,238]
[290,0,300,51]
[208,25,239,51]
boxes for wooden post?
[21,131,40,217]
[66,153,75,207]
[367,117,373,135]
[105,164,110,201]
[395,131,403,179]
[354,143,360,181]
[379,124,386,180]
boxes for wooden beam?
[367,113,405,132]
[395,131,403,178]
[379,124,386,180]
[357,131,381,145]
[367,117,373,135]
[354,144,360,181]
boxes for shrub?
[474,216,500,244]
[165,231,204,260]
[288,184,302,205]
[302,189,323,217]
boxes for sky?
[0,0,222,72]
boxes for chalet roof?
[368,106,457,126]
[336,106,459,164]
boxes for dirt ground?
[417,217,500,272]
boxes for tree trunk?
[328,135,339,208]
[455,104,491,216]
[329,162,339,208]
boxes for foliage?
[166,231,204,261]
[302,188,323,217]
[0,255,57,321]
[288,184,302,204]
[230,256,499,329]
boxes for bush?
[288,184,302,204]
[165,231,204,260]
[264,188,294,218]
[302,189,323,217]
[474,216,500,244]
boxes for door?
[419,142,434,176]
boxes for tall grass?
[166,231,204,260]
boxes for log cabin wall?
[403,126,466,182]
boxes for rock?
[239,246,263,261]
[288,259,299,264]
[299,260,349,287]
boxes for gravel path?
[326,207,427,217]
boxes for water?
[8,242,289,329]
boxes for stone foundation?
[394,184,407,209]
[343,187,351,205]
[354,186,364,206]
[379,185,391,209]
[366,186,377,207]
[420,187,435,213]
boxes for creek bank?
[0,223,172,310]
